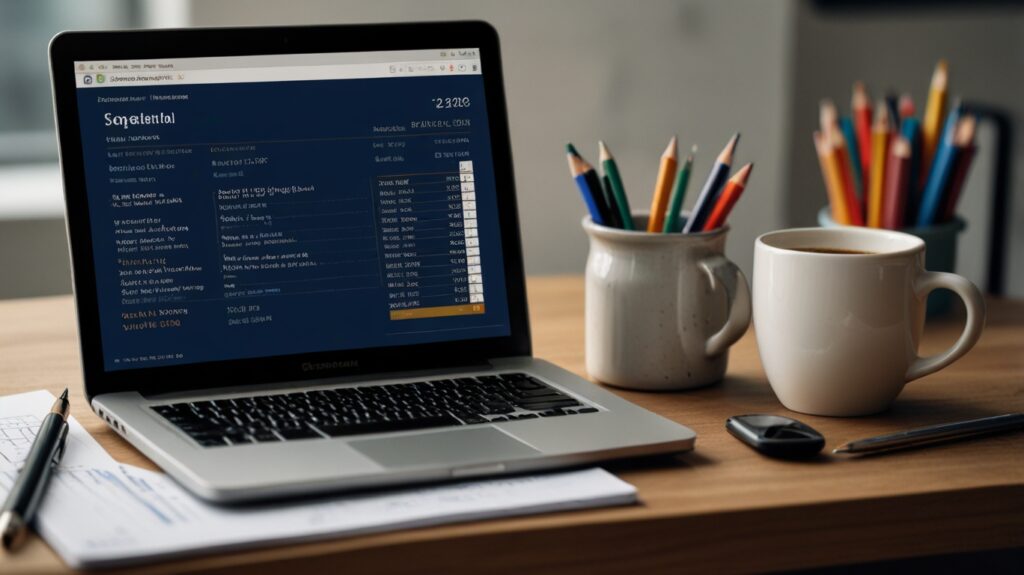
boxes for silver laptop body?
[50,22,695,503]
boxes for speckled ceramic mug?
[583,213,751,390]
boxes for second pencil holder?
[583,213,751,391]
[817,207,966,317]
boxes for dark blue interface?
[75,59,510,372]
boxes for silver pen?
[833,413,1024,456]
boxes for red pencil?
[898,93,915,120]
[881,137,911,230]
[829,128,866,226]
[852,83,873,189]
[940,115,978,222]
[702,163,753,231]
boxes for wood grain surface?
[2,276,1022,574]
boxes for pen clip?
[51,425,70,466]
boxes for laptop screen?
[72,49,511,372]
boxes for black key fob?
[726,414,825,459]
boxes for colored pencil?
[898,118,922,226]
[683,133,739,233]
[885,93,900,130]
[598,140,634,230]
[898,93,915,120]
[663,146,696,233]
[647,136,678,232]
[921,60,949,181]
[867,102,891,228]
[814,131,851,225]
[568,151,612,226]
[593,168,623,229]
[851,85,873,188]
[829,127,865,226]
[702,163,753,231]
[881,136,911,230]
[917,102,963,226]
[840,117,863,198]
[940,115,977,222]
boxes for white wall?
[191,0,797,277]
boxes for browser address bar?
[76,59,481,88]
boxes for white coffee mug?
[584,213,751,391]
[753,227,986,416]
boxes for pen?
[0,388,70,550]
[832,413,1024,456]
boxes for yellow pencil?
[814,131,850,225]
[921,60,948,179]
[868,102,891,228]
[647,136,678,232]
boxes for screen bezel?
[49,21,531,401]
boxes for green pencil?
[597,141,634,230]
[663,146,696,233]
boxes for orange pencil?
[829,128,865,226]
[647,136,678,232]
[881,136,911,230]
[852,83,873,189]
[867,102,892,228]
[814,131,851,225]
[702,163,753,231]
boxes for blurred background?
[1,0,1021,298]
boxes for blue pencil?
[916,104,963,227]
[568,151,608,225]
[683,133,739,233]
[840,117,863,198]
[899,118,922,227]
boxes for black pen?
[833,413,1024,456]
[0,388,70,550]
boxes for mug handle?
[905,271,986,382]
[699,255,752,357]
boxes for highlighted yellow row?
[389,303,485,320]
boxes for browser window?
[72,49,510,372]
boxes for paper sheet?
[0,391,638,569]
[0,390,113,471]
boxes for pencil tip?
[598,140,611,160]
[566,143,580,157]
[719,133,739,164]
[663,135,678,158]
[60,388,68,400]
[734,162,754,182]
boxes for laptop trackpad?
[349,427,539,469]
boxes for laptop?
[48,21,695,503]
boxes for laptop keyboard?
[151,373,598,447]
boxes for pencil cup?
[818,207,966,316]
[583,213,751,391]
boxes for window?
[0,0,144,164]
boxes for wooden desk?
[2,276,1022,574]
